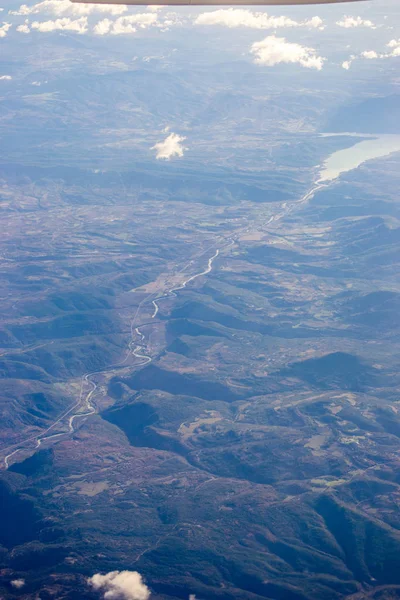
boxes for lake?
[318,133,400,183]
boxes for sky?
[0,0,399,164]
[0,0,399,73]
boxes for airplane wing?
[71,0,367,5]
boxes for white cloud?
[306,16,324,30]
[344,40,400,69]
[342,55,358,69]
[387,39,400,57]
[336,15,375,29]
[143,55,165,62]
[158,15,182,31]
[31,16,88,33]
[10,1,127,17]
[11,580,25,589]
[250,35,325,70]
[152,132,187,160]
[0,75,12,80]
[195,9,297,29]
[88,571,150,600]
[8,3,30,15]
[194,9,324,30]
[16,22,30,32]
[361,50,378,59]
[0,21,11,37]
[93,18,112,35]
[94,13,157,35]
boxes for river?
[318,133,400,183]
[4,133,399,469]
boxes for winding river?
[4,132,400,469]
[3,245,225,469]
